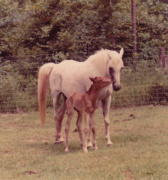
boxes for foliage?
[0,0,168,112]
[111,64,168,107]
[148,70,168,105]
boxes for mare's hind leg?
[56,96,66,144]
[50,74,65,144]
[102,97,113,146]
[52,93,66,144]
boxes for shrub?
[111,65,168,108]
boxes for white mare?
[38,48,124,146]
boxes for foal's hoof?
[94,146,98,150]
[83,147,88,153]
[54,138,64,145]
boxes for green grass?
[1,106,168,180]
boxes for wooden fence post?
[109,0,115,46]
[159,47,168,69]
[131,0,137,71]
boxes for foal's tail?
[38,63,55,126]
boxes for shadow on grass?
[112,134,150,145]
[27,140,84,155]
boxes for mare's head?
[105,49,124,91]
[89,77,111,90]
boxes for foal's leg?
[90,112,98,150]
[65,109,74,152]
[87,116,93,148]
[102,97,113,146]
[76,112,84,148]
[83,112,89,153]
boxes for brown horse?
[65,77,111,153]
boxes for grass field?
[0,106,168,180]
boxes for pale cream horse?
[65,77,112,153]
[38,48,124,146]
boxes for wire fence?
[1,48,168,113]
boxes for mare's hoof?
[107,141,113,146]
[87,142,93,149]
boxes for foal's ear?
[89,77,98,82]
[120,48,124,58]
[89,77,94,82]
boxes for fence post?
[131,0,137,71]
[109,0,115,46]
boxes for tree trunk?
[109,0,115,46]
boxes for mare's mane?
[85,49,109,76]
[86,49,106,62]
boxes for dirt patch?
[114,114,136,123]
[23,171,36,175]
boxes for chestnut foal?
[65,77,111,152]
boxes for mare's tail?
[38,63,55,126]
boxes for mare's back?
[50,60,95,97]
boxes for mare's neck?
[86,50,108,76]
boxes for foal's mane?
[86,82,95,95]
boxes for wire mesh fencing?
[1,51,168,113]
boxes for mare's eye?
[109,67,114,74]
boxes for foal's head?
[89,77,111,90]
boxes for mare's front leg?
[102,96,113,146]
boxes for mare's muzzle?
[109,68,121,91]
[113,83,121,91]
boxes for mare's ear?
[120,48,124,58]
[105,49,111,61]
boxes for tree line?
[0,0,168,112]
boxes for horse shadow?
[27,140,84,155]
